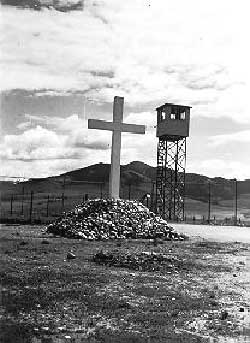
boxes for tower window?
[180,111,186,120]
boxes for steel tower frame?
[156,138,186,220]
[155,103,190,220]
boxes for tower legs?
[156,138,186,221]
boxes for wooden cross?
[88,96,145,199]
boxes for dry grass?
[0,225,250,343]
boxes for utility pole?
[208,181,211,224]
[128,184,131,200]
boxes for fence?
[0,179,249,226]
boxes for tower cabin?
[156,103,191,140]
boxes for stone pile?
[94,251,184,272]
[46,199,186,241]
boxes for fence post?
[61,175,66,213]
[46,195,49,217]
[21,187,24,215]
[10,195,14,216]
[234,178,238,226]
[29,191,33,223]
[182,194,185,222]
[61,192,65,212]
[150,182,154,211]
[100,183,103,199]
[208,181,211,224]
[155,181,158,214]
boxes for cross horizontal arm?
[88,119,145,134]
[120,123,145,134]
[88,119,114,131]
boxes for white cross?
[88,96,145,200]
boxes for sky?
[1,0,250,180]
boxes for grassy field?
[1,190,250,225]
[1,225,250,342]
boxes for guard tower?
[156,103,191,221]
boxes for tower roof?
[156,103,192,111]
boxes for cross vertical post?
[110,96,124,199]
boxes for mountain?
[1,0,83,11]
[23,160,250,202]
[56,161,155,185]
[1,160,250,205]
[1,161,250,221]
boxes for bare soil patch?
[0,225,250,343]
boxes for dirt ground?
[0,225,250,343]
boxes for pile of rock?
[46,199,186,241]
[94,251,184,272]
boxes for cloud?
[1,0,250,178]
[0,113,114,163]
[2,110,250,179]
[22,113,84,132]
[124,111,156,131]
[0,110,157,176]
[209,130,250,146]
[1,0,250,122]
[0,158,87,179]
[0,125,73,160]
[0,5,116,91]
[179,65,232,91]
[17,121,32,130]
[187,159,250,181]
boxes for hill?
[2,160,250,202]
[1,161,250,222]
[37,160,250,201]
[1,0,83,11]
